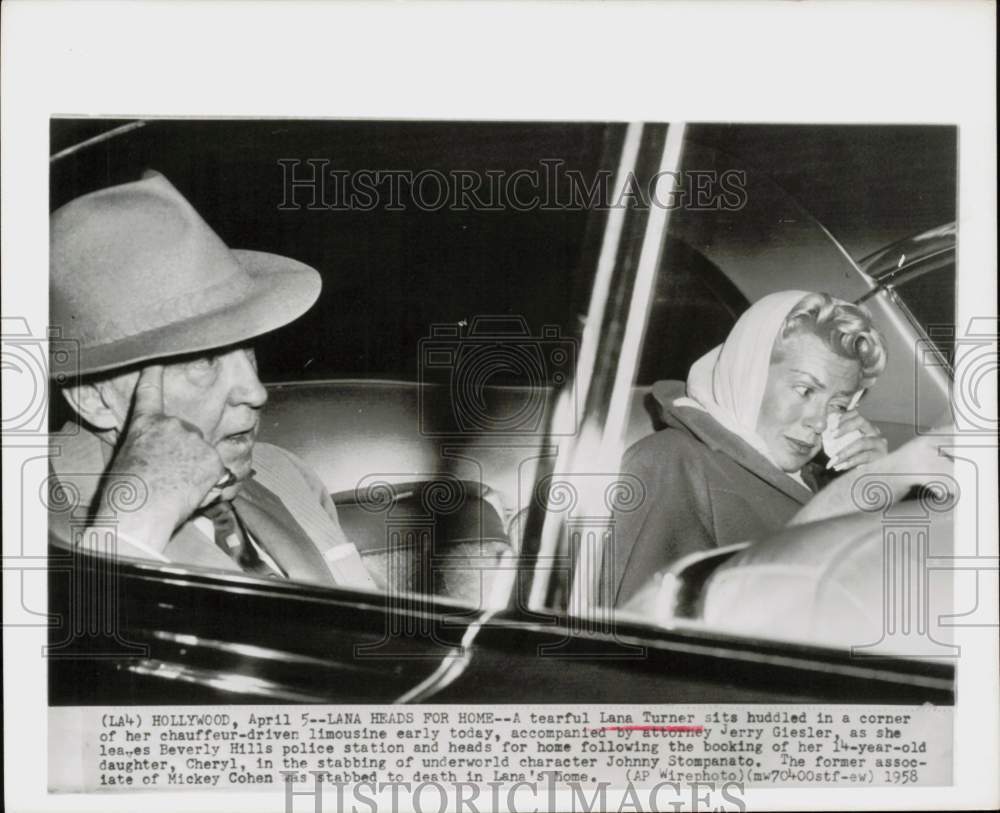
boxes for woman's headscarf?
[674,290,810,472]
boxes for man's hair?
[773,292,887,387]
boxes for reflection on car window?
[893,260,956,367]
[636,237,748,385]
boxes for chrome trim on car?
[860,222,957,279]
[503,613,953,694]
[125,658,332,703]
[50,121,148,162]
[150,631,394,675]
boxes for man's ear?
[61,382,122,431]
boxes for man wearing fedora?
[48,171,376,589]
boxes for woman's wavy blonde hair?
[773,292,887,387]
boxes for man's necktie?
[201,500,284,579]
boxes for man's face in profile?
[107,345,268,488]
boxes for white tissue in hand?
[822,412,863,459]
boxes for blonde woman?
[611,291,890,606]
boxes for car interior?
[47,119,956,629]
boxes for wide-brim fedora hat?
[50,171,321,378]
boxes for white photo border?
[2,1,996,811]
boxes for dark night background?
[50,119,957,383]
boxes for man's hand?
[99,365,225,553]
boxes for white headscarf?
[674,290,810,474]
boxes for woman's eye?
[793,385,812,398]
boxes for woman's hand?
[826,410,889,471]
[792,423,955,527]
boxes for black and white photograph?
[3,2,996,812]
[44,117,960,702]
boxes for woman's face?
[756,331,862,472]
